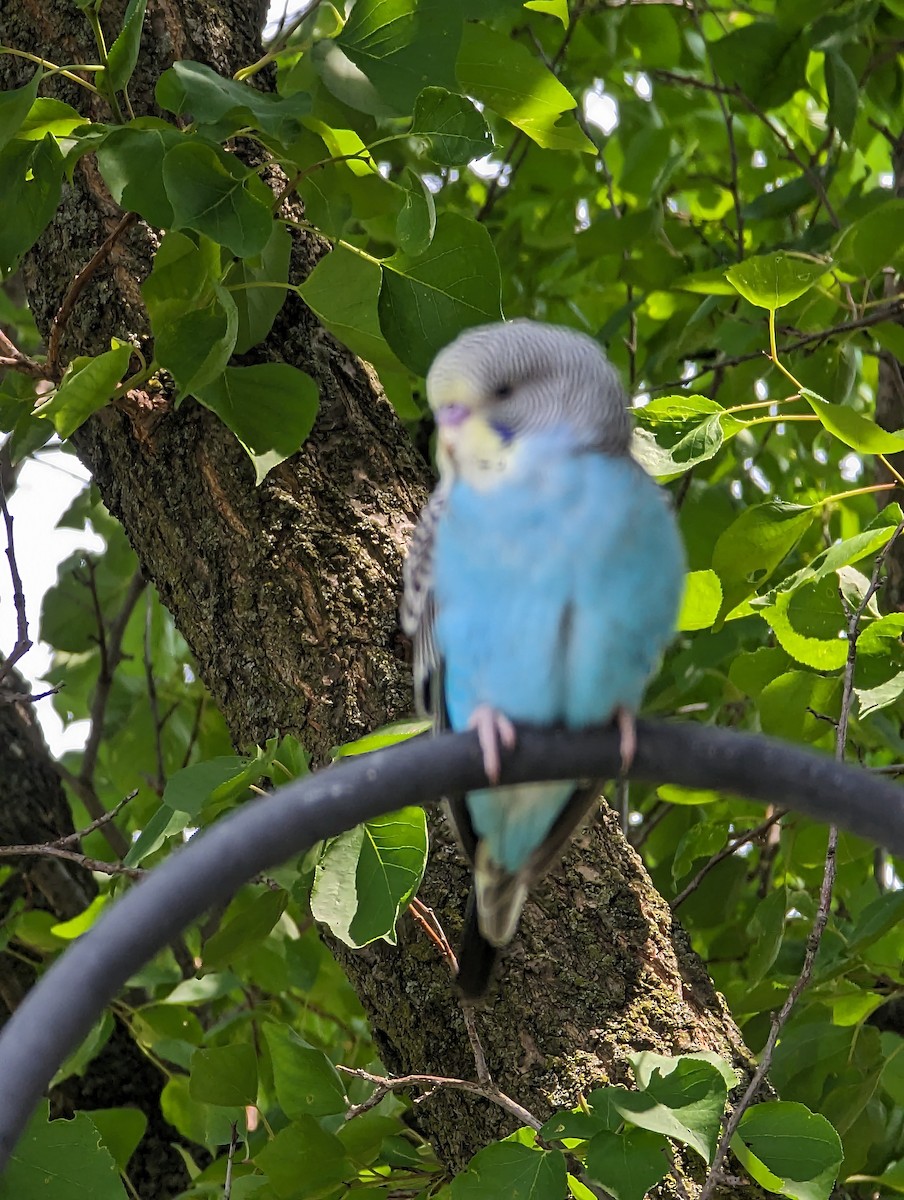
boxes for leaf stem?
[0,45,103,95]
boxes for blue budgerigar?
[401,319,685,998]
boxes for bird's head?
[426,319,633,482]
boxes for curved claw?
[468,705,517,784]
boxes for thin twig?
[144,593,166,794]
[0,476,32,684]
[0,329,45,378]
[650,69,840,228]
[409,896,458,972]
[698,523,904,1198]
[79,567,146,789]
[408,897,494,1084]
[223,1123,239,1200]
[53,790,138,848]
[651,301,904,393]
[671,809,787,910]
[0,841,144,879]
[181,695,206,769]
[477,9,583,223]
[688,1,744,259]
[46,212,138,376]
[338,1065,541,1131]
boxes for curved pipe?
[1,719,902,1166]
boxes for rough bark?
[1,2,758,1190]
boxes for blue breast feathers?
[433,439,685,737]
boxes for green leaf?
[0,70,41,154]
[712,502,815,617]
[457,23,594,152]
[225,221,292,353]
[585,1129,670,1200]
[759,671,841,743]
[824,51,857,143]
[96,120,185,227]
[598,1056,730,1163]
[856,669,904,718]
[298,244,401,371]
[621,4,682,69]
[709,21,808,109]
[873,322,904,361]
[630,1050,739,1093]
[333,718,430,758]
[632,396,742,481]
[0,135,64,274]
[163,755,261,815]
[836,199,904,278]
[102,0,148,93]
[771,512,903,595]
[17,97,84,141]
[746,886,787,984]
[410,86,493,164]
[86,1108,148,1174]
[379,212,503,375]
[156,60,311,141]
[310,807,428,947]
[142,230,238,394]
[672,821,727,883]
[49,1015,114,1087]
[189,1044,258,1107]
[255,1119,352,1199]
[397,168,437,256]
[732,1102,843,1200]
[453,1142,568,1199]
[541,1109,613,1142]
[336,0,470,112]
[35,342,132,437]
[759,574,848,671]
[676,569,721,632]
[724,252,830,311]
[203,889,289,970]
[194,363,320,484]
[525,0,569,25]
[657,785,722,807]
[162,141,274,257]
[0,1106,128,1200]
[802,388,904,454]
[263,1022,348,1118]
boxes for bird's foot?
[468,705,517,784]
[616,707,636,776]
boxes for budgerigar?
[401,319,685,999]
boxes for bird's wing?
[401,482,449,727]
[402,483,481,866]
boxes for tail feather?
[455,888,499,1000]
[474,843,529,946]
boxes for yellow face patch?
[438,413,519,489]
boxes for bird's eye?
[493,383,513,400]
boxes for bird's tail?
[455,888,499,1000]
[455,849,529,999]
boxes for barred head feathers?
[426,319,633,456]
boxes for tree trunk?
[1,2,758,1188]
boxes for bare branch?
[671,808,787,910]
[0,475,32,684]
[46,212,138,377]
[339,1065,542,1131]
